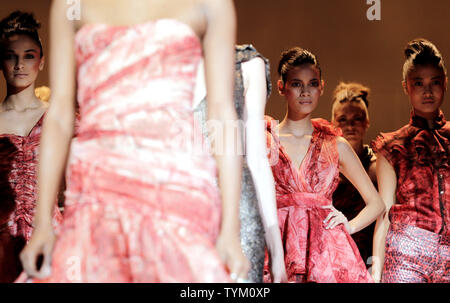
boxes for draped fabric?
[264,117,372,283]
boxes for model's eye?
[310,81,319,87]
[291,82,301,87]
[432,80,442,85]
[337,118,346,124]
[414,81,423,86]
[25,54,35,59]
[4,54,15,60]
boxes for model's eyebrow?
[291,78,319,82]
[411,76,444,80]
[4,49,39,53]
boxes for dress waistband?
[277,192,331,209]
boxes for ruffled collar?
[311,118,343,137]
[410,110,446,130]
[407,110,449,168]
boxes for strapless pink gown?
[31,20,230,282]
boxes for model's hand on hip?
[322,205,353,234]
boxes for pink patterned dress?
[30,19,230,282]
[264,117,373,283]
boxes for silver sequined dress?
[194,45,272,282]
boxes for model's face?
[1,34,43,89]
[404,64,447,119]
[333,102,369,149]
[278,64,324,118]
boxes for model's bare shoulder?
[336,136,361,168]
[336,136,353,152]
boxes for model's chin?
[417,105,441,114]
[297,102,316,110]
[6,80,34,92]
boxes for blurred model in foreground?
[20,0,248,282]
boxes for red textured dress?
[264,117,373,283]
[0,115,63,282]
[22,19,230,283]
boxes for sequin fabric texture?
[29,19,230,282]
[194,45,272,282]
[382,223,449,282]
[264,117,373,283]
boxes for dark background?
[1,0,449,142]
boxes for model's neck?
[3,84,40,111]
[351,143,364,157]
[279,112,313,137]
[413,108,440,123]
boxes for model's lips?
[14,73,28,78]
[298,100,312,104]
[422,99,434,104]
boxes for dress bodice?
[0,116,43,237]
[372,111,450,234]
[75,19,203,150]
[266,117,342,203]
[70,20,215,190]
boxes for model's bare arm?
[20,0,76,278]
[242,57,287,282]
[327,138,385,235]
[371,154,396,282]
[203,0,249,280]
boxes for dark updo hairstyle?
[402,38,446,81]
[0,10,43,58]
[278,46,321,84]
[331,82,370,120]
